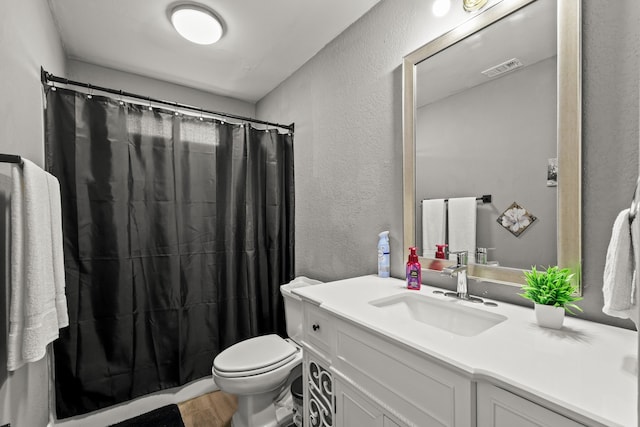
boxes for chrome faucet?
[442,251,483,303]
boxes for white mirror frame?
[402,0,582,292]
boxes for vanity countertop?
[292,275,637,427]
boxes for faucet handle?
[449,250,468,265]
[476,247,487,264]
[475,247,495,265]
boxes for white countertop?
[293,275,637,427]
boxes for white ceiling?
[416,0,556,107]
[47,0,383,103]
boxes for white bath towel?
[421,199,446,258]
[603,209,638,325]
[448,197,477,263]
[630,210,640,327]
[8,159,68,371]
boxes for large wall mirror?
[403,0,581,292]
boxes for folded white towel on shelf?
[421,199,446,258]
[8,159,68,371]
[602,208,638,325]
[448,197,477,263]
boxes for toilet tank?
[280,276,323,344]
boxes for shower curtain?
[45,88,295,418]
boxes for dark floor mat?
[110,404,185,427]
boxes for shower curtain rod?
[40,67,295,132]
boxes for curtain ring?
[86,83,93,99]
[118,90,124,106]
[147,97,153,111]
[199,108,204,121]
[174,102,180,116]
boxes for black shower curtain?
[45,88,295,418]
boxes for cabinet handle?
[312,324,320,331]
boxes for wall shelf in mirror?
[402,0,581,293]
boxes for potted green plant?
[520,266,582,329]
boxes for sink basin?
[369,293,507,337]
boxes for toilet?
[212,276,322,427]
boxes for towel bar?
[421,195,492,204]
[0,154,24,167]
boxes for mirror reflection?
[415,0,556,270]
[403,0,581,291]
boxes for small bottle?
[406,247,421,290]
[432,244,448,271]
[435,244,448,259]
[377,231,390,278]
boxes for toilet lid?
[213,334,298,377]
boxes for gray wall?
[66,60,256,119]
[0,0,66,425]
[1,4,255,426]
[257,0,640,329]
[580,0,639,328]
[416,57,557,269]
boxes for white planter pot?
[534,303,565,329]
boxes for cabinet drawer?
[304,303,334,357]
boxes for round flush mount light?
[169,4,223,45]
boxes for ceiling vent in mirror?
[169,3,224,45]
[481,58,523,78]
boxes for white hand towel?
[448,197,477,263]
[8,159,68,371]
[422,199,446,258]
[630,210,640,327]
[603,208,638,325]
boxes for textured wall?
[580,0,639,327]
[256,0,479,282]
[66,60,256,120]
[0,0,66,425]
[257,0,640,328]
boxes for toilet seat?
[213,334,298,378]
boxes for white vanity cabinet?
[293,276,637,427]
[476,383,583,427]
[300,299,589,427]
[302,302,336,427]
[305,351,335,427]
[334,378,401,427]
[300,300,474,427]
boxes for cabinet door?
[335,379,406,427]
[306,355,334,427]
[477,383,583,427]
[335,379,385,427]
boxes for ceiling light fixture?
[169,4,223,45]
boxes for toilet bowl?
[212,276,322,427]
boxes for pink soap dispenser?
[431,244,448,271]
[406,247,421,290]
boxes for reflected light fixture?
[432,0,451,17]
[169,4,223,45]
[463,0,489,12]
